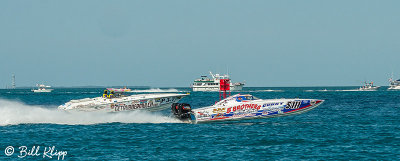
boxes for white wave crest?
[304,89,330,92]
[255,90,284,92]
[334,89,377,92]
[0,99,180,126]
[128,88,182,93]
[304,89,378,92]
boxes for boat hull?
[358,86,380,91]
[59,93,189,112]
[32,89,53,93]
[388,86,400,90]
[190,99,324,123]
[192,84,244,91]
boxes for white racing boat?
[59,88,189,112]
[172,94,324,124]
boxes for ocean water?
[0,87,399,160]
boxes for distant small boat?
[32,84,53,93]
[388,78,400,90]
[358,82,380,91]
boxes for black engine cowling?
[171,103,192,120]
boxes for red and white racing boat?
[172,94,324,123]
[173,79,323,123]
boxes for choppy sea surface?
[0,87,399,160]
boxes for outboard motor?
[171,103,192,120]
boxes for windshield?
[236,95,258,102]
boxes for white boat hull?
[59,93,189,112]
[192,72,245,91]
[388,86,400,90]
[172,94,324,124]
[190,98,323,123]
[32,89,53,93]
[192,84,244,92]
[358,86,380,91]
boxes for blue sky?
[1,0,399,87]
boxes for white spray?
[0,99,181,126]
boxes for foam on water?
[58,92,100,94]
[304,89,330,92]
[0,99,180,126]
[335,89,378,92]
[255,90,284,92]
[128,88,182,93]
[304,89,380,92]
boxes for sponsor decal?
[212,108,226,113]
[156,97,177,104]
[226,104,261,113]
[197,111,211,119]
[264,102,284,107]
[111,102,155,111]
[262,107,284,115]
[285,101,301,109]
[211,113,226,119]
[232,113,256,118]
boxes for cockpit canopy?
[235,94,259,102]
[214,94,259,106]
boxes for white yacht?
[358,82,380,91]
[388,78,400,90]
[32,84,53,93]
[191,72,245,91]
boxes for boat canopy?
[215,94,259,104]
[235,94,259,102]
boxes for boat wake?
[304,89,377,92]
[337,89,378,92]
[0,99,180,126]
[127,88,183,93]
[254,90,284,92]
[304,90,330,92]
[336,89,362,92]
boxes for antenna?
[12,74,15,89]
[209,71,215,79]
[226,65,229,77]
